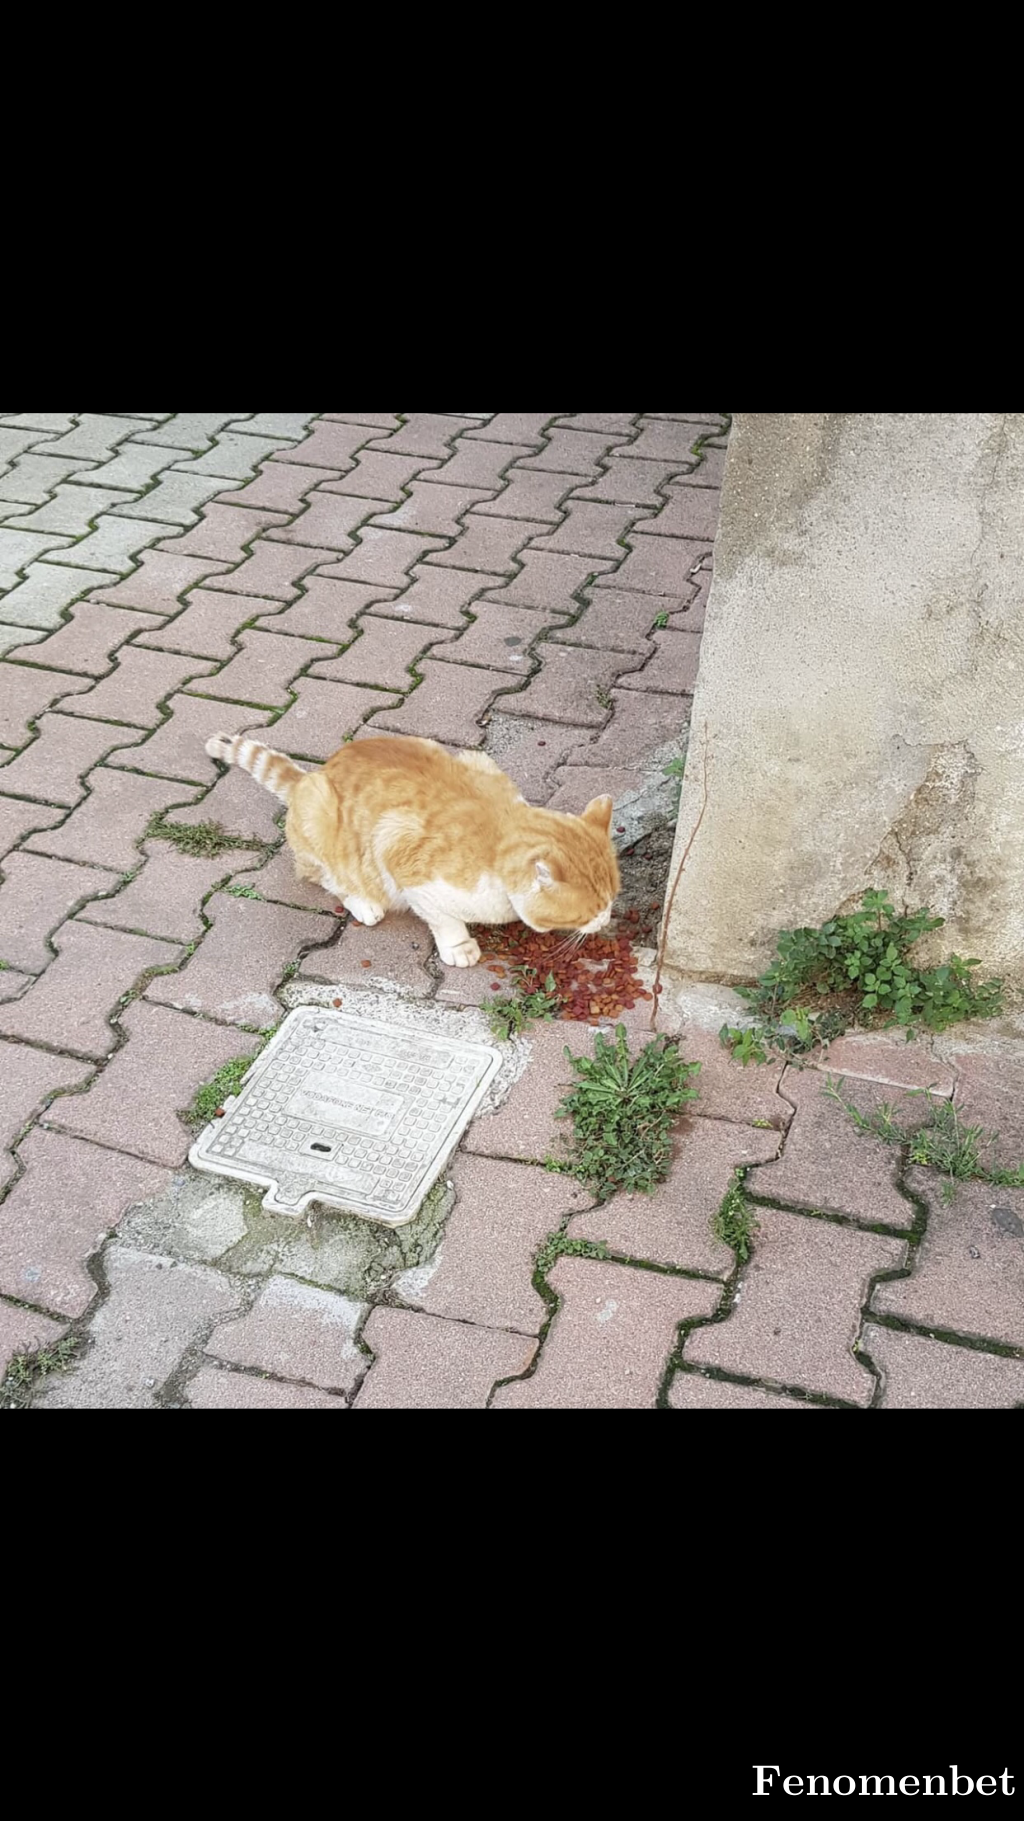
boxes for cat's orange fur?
[204,731,620,967]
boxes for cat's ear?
[581,795,613,833]
[534,855,564,888]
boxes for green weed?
[535,1234,609,1276]
[187,1053,258,1126]
[712,1171,759,1262]
[547,1024,700,1200]
[3,1334,80,1400]
[146,811,268,860]
[823,1075,1024,1203]
[485,967,562,1041]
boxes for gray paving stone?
[113,471,242,526]
[206,1274,367,1392]
[0,562,120,629]
[3,485,136,537]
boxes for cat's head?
[510,796,621,935]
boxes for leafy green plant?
[547,1024,700,1199]
[146,811,268,860]
[534,1234,609,1276]
[653,612,670,630]
[3,1335,79,1398]
[823,1075,1024,1203]
[712,1171,759,1262]
[223,882,263,900]
[485,967,561,1040]
[719,890,1003,1064]
[186,1053,258,1127]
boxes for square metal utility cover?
[189,1007,502,1226]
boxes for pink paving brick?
[235,846,329,912]
[425,440,533,491]
[599,534,710,596]
[548,590,663,654]
[0,1037,92,1190]
[0,1130,171,1317]
[308,618,450,691]
[158,503,288,564]
[298,909,434,995]
[429,602,561,674]
[544,764,647,816]
[165,766,283,845]
[135,589,284,661]
[320,413,402,429]
[251,576,398,640]
[747,1067,925,1230]
[319,450,441,500]
[372,659,501,746]
[493,1256,721,1410]
[495,644,632,726]
[0,968,34,1002]
[0,713,144,805]
[616,628,701,694]
[369,480,495,539]
[265,490,391,551]
[145,891,332,1027]
[270,421,379,469]
[682,561,712,630]
[628,419,716,462]
[667,1024,792,1126]
[476,469,579,524]
[685,1208,904,1405]
[262,679,400,761]
[354,1308,537,1409]
[948,1049,1024,1171]
[534,499,647,560]
[517,428,630,476]
[185,1366,346,1408]
[37,1245,240,1408]
[465,414,557,446]
[195,629,329,707]
[89,550,231,614]
[433,951,518,1008]
[206,1274,367,1392]
[861,1321,1024,1410]
[553,412,640,436]
[568,690,687,767]
[804,1032,956,1096]
[871,1172,1024,1349]
[0,852,118,972]
[668,1373,815,1410]
[321,527,448,589]
[672,446,727,488]
[486,549,614,613]
[481,717,596,803]
[213,461,337,516]
[571,458,691,507]
[568,1119,781,1276]
[406,1153,592,1335]
[0,1299,67,1380]
[369,565,496,629]
[105,696,272,786]
[17,602,159,675]
[368,414,467,460]
[0,661,95,746]
[635,484,721,540]
[0,920,180,1058]
[422,516,547,577]
[0,794,64,859]
[50,1001,259,1167]
[203,541,340,602]
[54,648,217,727]
[464,1021,602,1163]
[85,842,252,941]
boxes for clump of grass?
[146,810,268,860]
[187,1054,257,1127]
[712,1171,759,1262]
[823,1075,1024,1203]
[547,1024,700,1200]
[3,1334,80,1401]
[485,967,561,1041]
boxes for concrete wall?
[663,414,1024,989]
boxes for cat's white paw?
[343,897,386,926]
[437,936,481,968]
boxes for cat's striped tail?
[204,732,307,803]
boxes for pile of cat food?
[471,907,661,1021]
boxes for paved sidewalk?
[2,412,1023,1410]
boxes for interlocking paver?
[568,689,687,767]
[321,413,402,429]
[69,442,191,492]
[570,456,692,506]
[194,629,328,707]
[0,852,116,971]
[549,589,663,654]
[133,413,245,452]
[299,908,433,994]
[265,490,391,550]
[683,560,712,630]
[664,1025,792,1125]
[554,412,640,435]
[424,440,532,490]
[86,842,250,941]
[206,1275,367,1392]
[0,920,179,1058]
[495,644,630,726]
[0,1132,171,1317]
[157,503,287,565]
[172,431,294,481]
[226,412,319,441]
[112,471,242,527]
[372,659,499,746]
[534,499,646,559]
[164,765,282,842]
[252,576,396,640]
[234,845,326,911]
[203,540,339,601]
[636,484,721,540]
[568,1120,781,1276]
[145,892,331,1027]
[308,618,447,690]
[0,453,101,506]
[263,678,400,760]
[369,565,493,628]
[368,414,466,459]
[422,515,546,576]
[215,460,338,516]
[403,1154,591,1335]
[668,1374,815,1410]
[465,414,556,446]
[269,421,378,469]
[4,484,136,537]
[598,533,709,596]
[685,1209,904,1405]
[0,713,143,805]
[0,1299,68,1380]
[20,602,158,675]
[322,527,448,588]
[25,768,202,871]
[473,468,578,524]
[486,549,613,613]
[0,661,95,745]
[949,1050,1024,1170]
[320,450,439,500]
[55,647,216,727]
[0,528,74,587]
[0,420,71,450]
[37,1245,239,1407]
[0,627,45,657]
[48,518,172,574]
[135,588,283,661]
[544,763,648,816]
[747,1068,924,1230]
[464,1022,599,1162]
[628,419,715,462]
[516,428,630,476]
[50,1001,260,1167]
[0,967,33,1001]
[0,795,64,858]
[482,715,595,803]
[862,1321,1024,1410]
[369,481,494,539]
[673,446,727,487]
[494,1256,720,1409]
[871,1172,1024,1348]
[804,1032,956,1096]
[354,1308,536,1409]
[617,628,701,694]
[0,562,121,630]
[90,549,231,613]
[33,415,138,461]
[185,1366,345,1409]
[105,696,271,785]
[0,1038,92,1190]
[429,602,560,673]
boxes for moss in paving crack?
[712,1170,759,1263]
[186,1053,260,1127]
[534,1233,609,1277]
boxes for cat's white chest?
[403,873,514,926]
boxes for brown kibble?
[332,998,343,1007]
[537,740,546,746]
[361,959,372,968]
[215,1108,225,1118]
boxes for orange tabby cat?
[205,731,620,967]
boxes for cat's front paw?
[343,897,386,926]
[437,936,481,968]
